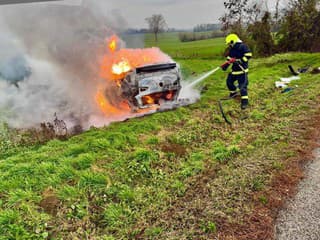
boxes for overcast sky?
[100,0,289,29]
[89,0,287,29]
[0,0,286,29]
[103,0,226,29]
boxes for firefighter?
[221,33,252,109]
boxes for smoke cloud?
[0,1,127,129]
[0,0,201,130]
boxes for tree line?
[178,31,224,42]
[221,0,320,56]
[193,24,222,32]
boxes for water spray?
[186,67,220,88]
[185,58,238,89]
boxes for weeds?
[212,141,240,162]
[201,221,217,234]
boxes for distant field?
[144,32,226,60]
[123,32,226,60]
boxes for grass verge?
[0,35,320,239]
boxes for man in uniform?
[221,34,252,109]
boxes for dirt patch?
[160,143,187,157]
[39,188,60,216]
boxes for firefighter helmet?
[225,34,241,45]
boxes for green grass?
[145,32,226,60]
[1,33,320,239]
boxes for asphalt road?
[275,148,320,240]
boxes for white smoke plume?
[0,1,202,130]
[0,1,129,129]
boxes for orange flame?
[96,35,174,117]
[95,89,130,116]
[108,35,118,53]
[112,59,131,75]
[143,96,155,105]
[101,35,173,82]
[95,90,119,115]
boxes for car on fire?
[119,62,182,110]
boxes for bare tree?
[145,14,167,42]
[221,0,249,26]
[220,0,251,37]
[275,0,281,21]
[272,0,282,31]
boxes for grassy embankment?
[0,32,320,239]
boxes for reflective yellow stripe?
[227,56,232,60]
[244,52,252,57]
[242,56,248,62]
[231,69,249,75]
[241,96,249,99]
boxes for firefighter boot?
[241,98,249,110]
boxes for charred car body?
[119,63,182,110]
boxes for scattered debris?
[275,76,300,88]
[281,87,295,93]
[280,76,301,83]
[288,65,310,76]
[275,82,288,88]
[311,67,320,74]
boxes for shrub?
[179,31,224,42]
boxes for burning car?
[119,62,182,109]
[97,35,182,114]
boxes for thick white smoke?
[0,1,128,129]
[0,1,201,130]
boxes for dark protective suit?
[224,42,252,107]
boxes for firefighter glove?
[229,58,237,63]
[221,62,230,71]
